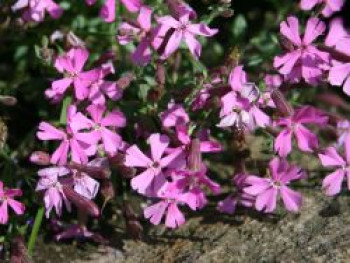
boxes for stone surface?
[34,190,350,263]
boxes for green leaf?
[27,206,45,255]
[232,15,247,39]
[60,96,72,125]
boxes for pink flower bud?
[0,95,17,106]
[30,151,51,166]
[271,89,294,117]
[188,139,201,172]
[62,186,100,218]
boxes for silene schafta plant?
[1,0,350,260]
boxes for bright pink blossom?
[318,136,350,196]
[88,63,123,105]
[0,181,25,224]
[172,165,221,210]
[36,167,71,218]
[118,6,153,65]
[155,13,218,60]
[46,48,99,101]
[325,18,350,55]
[125,133,185,194]
[217,173,255,214]
[86,0,141,23]
[336,120,350,147]
[143,181,192,228]
[218,66,270,129]
[274,16,329,85]
[37,106,96,165]
[300,0,344,17]
[244,158,305,213]
[70,104,126,156]
[274,106,328,157]
[12,0,63,22]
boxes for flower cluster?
[13,0,350,241]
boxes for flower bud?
[156,61,166,85]
[0,95,17,106]
[116,72,135,90]
[271,89,294,117]
[123,202,143,239]
[62,186,100,217]
[101,179,115,201]
[318,44,350,63]
[188,139,202,172]
[166,0,197,20]
[67,162,111,179]
[29,151,51,166]
[10,236,31,263]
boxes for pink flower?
[300,0,344,17]
[70,104,126,156]
[46,48,99,101]
[217,173,254,214]
[12,0,63,22]
[88,63,123,105]
[218,66,270,129]
[325,18,350,56]
[55,223,107,243]
[143,181,191,228]
[318,136,350,196]
[174,126,222,153]
[160,103,189,128]
[336,120,350,147]
[274,106,328,157]
[37,106,96,165]
[0,181,25,224]
[244,158,305,213]
[36,167,71,218]
[274,16,329,85]
[329,60,350,96]
[155,13,218,60]
[118,6,153,65]
[124,133,185,194]
[172,165,221,210]
[86,0,142,23]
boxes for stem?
[27,206,45,255]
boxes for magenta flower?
[174,126,222,153]
[143,181,191,228]
[55,223,107,243]
[155,13,218,60]
[160,103,189,128]
[46,48,99,101]
[300,0,344,17]
[274,106,328,157]
[172,165,221,210]
[12,0,63,22]
[318,137,350,196]
[218,66,270,129]
[70,104,126,156]
[37,106,97,165]
[118,6,153,65]
[88,63,123,105]
[86,0,141,23]
[244,158,305,213]
[36,167,71,218]
[217,173,254,214]
[325,18,350,56]
[274,16,329,85]
[329,61,350,96]
[124,133,186,194]
[0,181,25,224]
[336,120,350,147]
